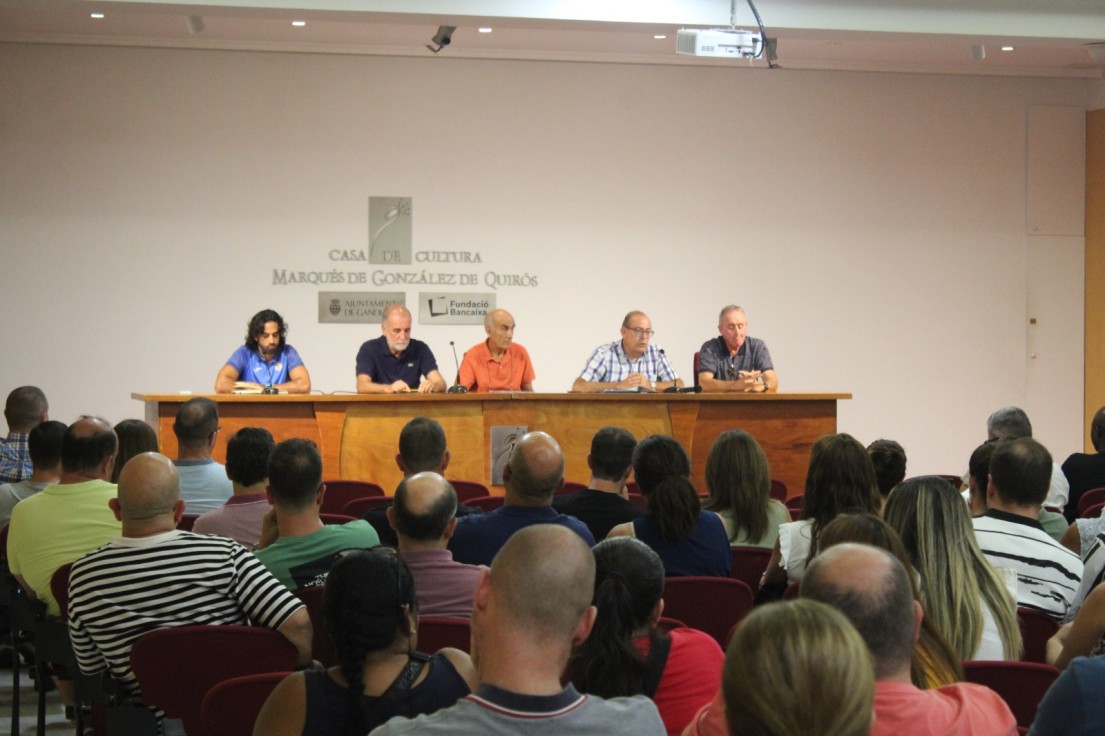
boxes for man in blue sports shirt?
[215,309,311,394]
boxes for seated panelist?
[571,311,682,393]
[356,304,446,394]
[697,305,777,393]
[457,309,535,392]
[215,309,310,394]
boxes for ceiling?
[2,0,1104,78]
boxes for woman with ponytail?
[608,435,731,577]
[253,548,477,735]
[569,537,724,735]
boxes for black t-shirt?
[554,488,643,541]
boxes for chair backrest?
[626,481,640,496]
[465,496,505,512]
[130,625,300,736]
[292,585,337,667]
[449,480,491,503]
[50,563,73,622]
[626,492,648,510]
[661,577,754,648]
[782,580,801,600]
[936,474,964,490]
[342,496,393,518]
[1017,607,1059,664]
[785,494,804,519]
[769,479,787,502]
[417,616,471,653]
[1082,501,1105,519]
[729,546,772,592]
[962,660,1059,730]
[201,672,290,736]
[558,481,587,497]
[320,481,385,515]
[319,513,359,526]
[1078,487,1105,515]
[693,351,701,388]
[177,514,199,532]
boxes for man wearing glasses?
[571,311,682,393]
[697,305,778,393]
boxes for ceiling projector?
[676,28,763,58]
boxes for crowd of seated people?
[8,381,1105,735]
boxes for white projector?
[676,28,763,58]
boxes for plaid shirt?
[0,432,31,483]
[578,341,678,384]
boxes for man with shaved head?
[448,431,594,566]
[371,525,665,735]
[388,472,485,617]
[457,308,536,392]
[356,303,446,393]
[67,452,312,723]
[171,396,233,514]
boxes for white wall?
[0,43,1089,476]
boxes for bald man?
[388,472,486,618]
[457,308,536,392]
[449,431,594,566]
[6,415,120,616]
[67,453,312,718]
[573,311,681,393]
[355,303,446,393]
[371,525,665,735]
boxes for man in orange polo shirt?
[458,309,536,392]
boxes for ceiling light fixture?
[1001,45,1014,52]
[478,27,492,33]
[292,20,306,27]
[654,35,667,40]
[90,13,105,19]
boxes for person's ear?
[109,497,123,522]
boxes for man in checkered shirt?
[571,311,682,393]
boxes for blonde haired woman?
[883,476,1022,661]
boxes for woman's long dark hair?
[634,435,701,541]
[571,537,666,697]
[801,433,881,565]
[703,429,772,543]
[323,548,417,736]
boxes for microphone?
[447,341,468,394]
[658,349,701,393]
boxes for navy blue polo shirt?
[355,336,439,389]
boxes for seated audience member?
[1029,654,1105,736]
[369,525,666,735]
[193,427,275,547]
[68,453,311,722]
[111,419,159,484]
[867,438,906,511]
[803,543,1018,736]
[696,305,778,393]
[966,441,996,517]
[7,416,121,616]
[254,439,380,589]
[702,429,790,548]
[763,433,881,586]
[389,472,485,618]
[0,419,65,529]
[973,438,1083,621]
[254,548,477,735]
[554,426,643,541]
[885,477,1022,661]
[0,386,48,483]
[571,311,682,393]
[356,304,446,394]
[817,514,963,687]
[396,416,450,476]
[215,308,311,394]
[608,436,730,577]
[986,406,1069,510]
[1061,405,1105,523]
[171,397,233,515]
[457,308,536,392]
[1048,582,1105,670]
[683,599,873,736]
[449,431,594,566]
[570,538,723,734]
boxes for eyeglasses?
[625,327,655,337]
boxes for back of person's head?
[723,599,874,736]
[589,426,636,482]
[112,419,159,484]
[1092,406,1105,452]
[866,438,906,498]
[488,524,595,644]
[267,438,323,510]
[172,397,219,451]
[987,406,1032,440]
[324,548,417,736]
[571,537,665,698]
[884,476,1022,661]
[633,435,700,541]
[28,420,66,473]
[397,417,447,474]
[225,427,275,486]
[989,437,1052,507]
[801,543,915,679]
[116,452,180,521]
[803,433,881,556]
[392,472,458,541]
[968,441,996,496]
[704,429,771,543]
[4,386,47,432]
[244,309,287,351]
[504,431,565,503]
[61,416,118,476]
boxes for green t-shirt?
[254,520,380,589]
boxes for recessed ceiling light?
[292,20,306,27]
[654,34,667,40]
[1001,45,1014,51]
[478,27,493,33]
[90,13,105,19]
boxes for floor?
[0,650,73,735]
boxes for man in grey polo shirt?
[697,305,777,393]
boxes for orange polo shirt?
[458,340,535,392]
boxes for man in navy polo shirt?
[356,304,446,393]
[215,309,311,394]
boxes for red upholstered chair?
[693,351,701,388]
[769,479,787,502]
[937,474,964,490]
[292,585,337,667]
[782,581,801,600]
[418,616,471,654]
[1081,501,1105,519]
[729,546,772,592]
[1078,487,1105,516]
[319,513,359,526]
[320,480,385,515]
[201,672,291,736]
[626,481,640,496]
[465,496,505,512]
[661,577,754,648]
[1017,607,1059,664]
[130,625,300,736]
[785,494,804,519]
[962,661,1059,730]
[627,492,648,510]
[449,480,492,503]
[558,481,587,497]
[343,496,393,517]
[176,514,199,532]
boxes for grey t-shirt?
[698,336,773,380]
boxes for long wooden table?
[134,392,850,498]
